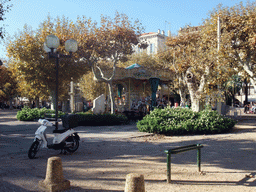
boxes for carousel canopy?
[125,63,141,69]
[94,64,173,82]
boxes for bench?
[164,144,203,183]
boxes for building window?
[150,43,154,54]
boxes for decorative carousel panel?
[94,66,174,82]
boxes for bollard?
[39,156,70,192]
[124,173,145,192]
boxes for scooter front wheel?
[28,140,40,159]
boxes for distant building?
[135,29,171,55]
[134,26,203,55]
[178,26,202,36]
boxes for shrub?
[16,106,39,121]
[17,106,128,126]
[137,107,237,135]
[16,106,65,121]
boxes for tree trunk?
[178,76,187,107]
[35,97,40,108]
[250,77,256,91]
[185,67,208,112]
[9,98,13,110]
[62,100,69,113]
[91,60,118,114]
[179,88,186,107]
[108,80,116,114]
[245,78,248,104]
[186,82,200,112]
[242,63,256,91]
[185,69,200,112]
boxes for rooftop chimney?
[168,30,171,37]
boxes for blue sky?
[0,0,251,59]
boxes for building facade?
[134,29,171,55]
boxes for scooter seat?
[53,129,67,133]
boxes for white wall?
[134,30,170,55]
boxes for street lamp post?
[44,35,78,129]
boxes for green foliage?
[0,65,19,101]
[0,0,12,39]
[16,106,65,121]
[76,112,129,126]
[7,15,90,102]
[16,107,128,126]
[137,107,236,135]
[79,71,107,101]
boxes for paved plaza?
[0,109,256,191]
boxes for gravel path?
[0,109,256,192]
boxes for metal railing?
[164,144,203,183]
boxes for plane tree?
[0,64,18,108]
[0,0,12,39]
[161,31,214,111]
[204,2,256,90]
[78,12,147,114]
[79,71,107,102]
[7,13,146,113]
[161,23,235,111]
[157,45,188,107]
[6,16,88,110]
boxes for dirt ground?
[0,110,256,192]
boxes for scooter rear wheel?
[28,140,40,159]
[65,135,79,153]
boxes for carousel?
[95,63,174,118]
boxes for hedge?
[16,107,128,126]
[137,107,237,135]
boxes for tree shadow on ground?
[69,187,123,192]
[0,180,32,192]
[167,172,256,187]
[1,117,256,191]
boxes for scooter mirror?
[38,119,53,126]
[38,119,45,124]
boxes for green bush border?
[16,107,129,126]
[137,107,237,135]
[16,106,65,121]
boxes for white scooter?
[28,119,80,159]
